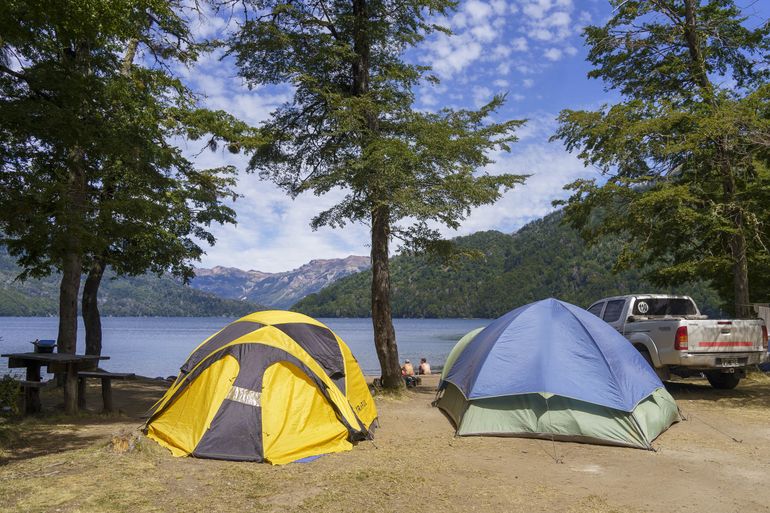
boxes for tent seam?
[557,301,647,412]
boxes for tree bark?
[82,258,105,356]
[729,227,751,318]
[682,0,751,316]
[57,144,87,358]
[57,252,82,355]
[371,205,402,388]
[351,0,401,387]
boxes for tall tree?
[0,1,257,408]
[228,0,526,387]
[78,47,257,356]
[553,0,770,316]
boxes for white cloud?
[531,28,554,41]
[545,11,571,28]
[426,34,484,75]
[491,0,508,15]
[522,78,534,88]
[466,0,494,22]
[544,47,563,61]
[473,86,494,107]
[492,44,512,59]
[442,114,593,237]
[422,0,513,77]
[452,11,469,29]
[522,0,553,20]
[471,23,499,42]
[511,37,529,52]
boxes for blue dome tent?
[436,298,680,449]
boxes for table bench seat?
[18,380,47,388]
[17,380,45,413]
[77,371,135,413]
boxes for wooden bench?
[77,371,135,413]
[18,380,46,414]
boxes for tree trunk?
[58,146,86,356]
[57,252,81,355]
[682,0,751,316]
[57,250,82,413]
[371,205,402,389]
[351,0,400,386]
[82,258,105,356]
[729,230,751,318]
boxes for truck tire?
[705,372,741,390]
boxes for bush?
[0,375,20,415]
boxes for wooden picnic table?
[1,352,109,414]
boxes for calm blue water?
[0,317,490,378]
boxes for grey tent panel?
[193,400,262,461]
[274,322,347,394]
[180,321,263,374]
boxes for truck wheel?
[705,372,741,390]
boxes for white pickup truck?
[587,294,769,389]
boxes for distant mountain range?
[0,253,263,317]
[191,255,370,309]
[0,247,369,316]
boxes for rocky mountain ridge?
[191,255,370,309]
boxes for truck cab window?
[602,300,625,323]
[587,302,604,317]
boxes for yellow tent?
[145,311,377,464]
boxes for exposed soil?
[1,374,769,513]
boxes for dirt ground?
[1,373,769,513]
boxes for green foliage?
[552,0,770,314]
[293,211,725,318]
[228,0,526,386]
[0,375,20,416]
[0,0,261,283]
[227,0,526,255]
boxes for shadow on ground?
[0,378,169,465]
[665,376,770,409]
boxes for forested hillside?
[294,212,725,318]
[0,248,261,317]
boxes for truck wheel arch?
[628,336,661,368]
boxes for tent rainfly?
[145,310,378,464]
[436,298,679,449]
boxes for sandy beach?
[1,373,769,513]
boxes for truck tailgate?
[686,320,764,353]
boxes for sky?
[175,0,766,273]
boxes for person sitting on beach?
[401,359,415,376]
[418,357,431,375]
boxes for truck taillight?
[762,325,768,350]
[675,326,689,350]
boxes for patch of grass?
[370,386,410,400]
[0,421,24,452]
[745,369,770,384]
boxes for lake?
[0,317,490,378]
